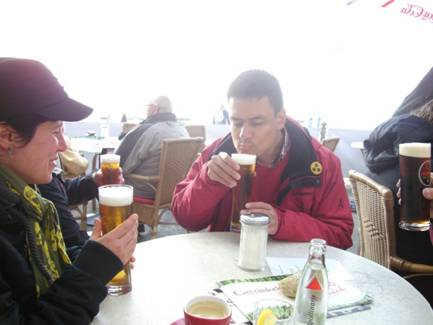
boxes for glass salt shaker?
[238,213,269,271]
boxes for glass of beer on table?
[98,184,133,295]
[230,153,256,232]
[100,153,120,185]
[399,142,431,231]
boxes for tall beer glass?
[98,184,133,295]
[399,143,431,231]
[230,154,256,232]
[100,153,120,185]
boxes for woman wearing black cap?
[0,58,138,324]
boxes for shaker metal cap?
[240,213,269,225]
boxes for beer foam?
[231,153,256,165]
[99,185,133,206]
[100,154,120,164]
[399,143,431,158]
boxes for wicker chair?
[321,137,340,152]
[127,137,204,235]
[121,122,138,134]
[349,170,433,274]
[185,125,206,140]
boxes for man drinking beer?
[172,70,353,249]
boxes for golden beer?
[230,154,256,232]
[98,184,133,295]
[399,143,431,231]
[100,154,120,185]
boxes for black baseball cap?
[0,58,93,121]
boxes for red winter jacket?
[172,119,353,249]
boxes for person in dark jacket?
[393,66,433,117]
[363,99,433,266]
[38,171,95,247]
[213,104,230,125]
[115,95,188,198]
[0,58,138,324]
[38,166,124,248]
[422,187,433,246]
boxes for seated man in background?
[116,95,189,198]
[363,100,433,265]
[171,70,353,249]
[38,165,123,248]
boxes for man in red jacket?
[172,70,353,249]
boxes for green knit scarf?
[0,165,71,296]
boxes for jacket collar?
[211,118,321,182]
[281,119,319,180]
[141,112,177,124]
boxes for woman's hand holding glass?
[91,213,138,265]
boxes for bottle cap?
[240,213,269,225]
[310,238,326,246]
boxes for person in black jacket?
[39,171,94,247]
[0,58,138,324]
[393,66,433,117]
[363,99,433,267]
[422,187,433,246]
[38,166,124,248]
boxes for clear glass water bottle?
[293,238,329,325]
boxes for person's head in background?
[146,95,172,118]
[226,69,286,165]
[0,58,92,185]
[412,98,433,125]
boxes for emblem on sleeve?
[310,161,323,175]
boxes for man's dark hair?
[227,70,283,114]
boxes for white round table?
[91,232,433,325]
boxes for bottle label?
[302,276,326,325]
[306,276,322,291]
[306,293,320,325]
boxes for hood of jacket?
[363,114,433,173]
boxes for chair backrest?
[154,137,204,206]
[321,137,340,152]
[349,170,396,268]
[122,122,138,134]
[185,125,206,140]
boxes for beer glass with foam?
[100,153,120,185]
[98,184,133,295]
[399,143,431,231]
[230,153,256,232]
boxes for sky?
[1,0,433,130]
